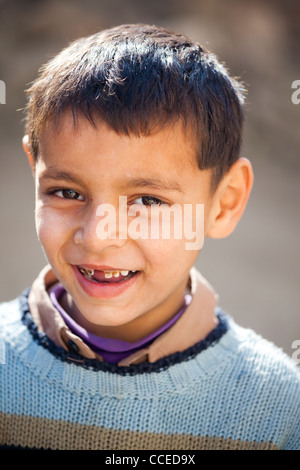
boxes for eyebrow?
[39,168,83,186]
[39,168,183,192]
[123,177,183,193]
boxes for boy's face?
[29,112,215,340]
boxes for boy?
[0,23,299,450]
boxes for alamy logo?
[95,196,204,250]
[0,339,5,364]
[291,80,300,105]
[0,80,5,104]
[291,340,300,366]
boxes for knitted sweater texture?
[0,291,299,450]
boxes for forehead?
[37,111,211,194]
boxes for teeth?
[103,269,132,278]
[80,267,94,276]
[104,272,113,279]
[80,267,136,280]
[104,270,127,278]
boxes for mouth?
[78,266,139,284]
[72,264,141,299]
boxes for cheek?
[135,208,203,269]
[35,205,68,256]
[35,211,55,259]
[138,238,199,273]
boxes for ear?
[206,158,254,239]
[22,135,35,175]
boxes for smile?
[78,266,138,283]
[72,265,141,299]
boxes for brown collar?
[28,265,219,366]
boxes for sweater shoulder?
[223,318,300,421]
[0,296,25,338]
[213,315,300,449]
[221,314,300,383]
[0,294,35,360]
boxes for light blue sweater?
[0,292,299,450]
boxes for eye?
[53,189,84,200]
[132,196,167,206]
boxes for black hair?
[25,23,246,191]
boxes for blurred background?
[0,0,299,358]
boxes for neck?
[60,279,190,342]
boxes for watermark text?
[95,197,204,250]
[0,339,6,364]
[291,340,300,366]
[291,80,300,104]
[0,80,5,104]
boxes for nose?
[74,202,128,251]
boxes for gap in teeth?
[80,267,136,279]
